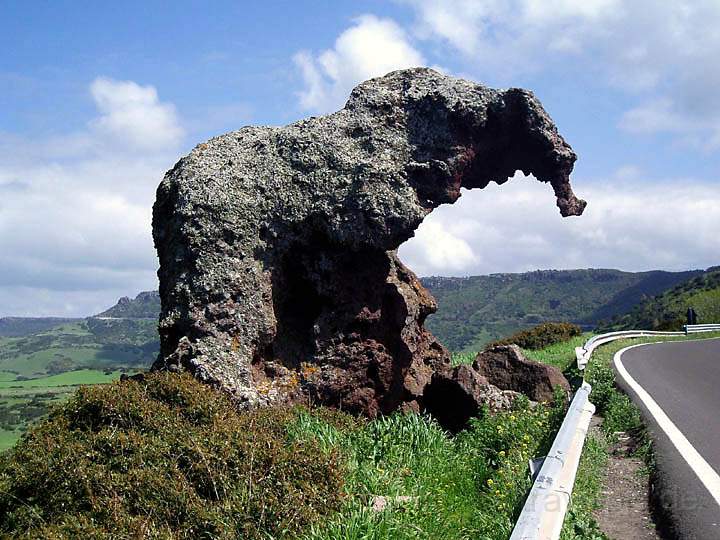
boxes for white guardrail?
[510,323,720,540]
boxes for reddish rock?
[472,345,570,402]
[423,364,520,432]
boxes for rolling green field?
[0,369,132,451]
[0,318,155,451]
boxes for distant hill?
[599,267,720,331]
[95,291,160,319]
[421,268,704,352]
[0,317,80,337]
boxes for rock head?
[152,68,585,421]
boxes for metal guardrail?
[511,323,720,539]
[685,323,720,334]
[575,330,684,370]
[510,382,595,540]
[575,325,720,369]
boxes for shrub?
[0,372,346,539]
[486,322,582,351]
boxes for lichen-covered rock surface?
[152,68,585,422]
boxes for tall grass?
[297,396,565,540]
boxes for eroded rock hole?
[423,377,479,434]
[271,248,325,368]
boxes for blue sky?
[2,1,719,316]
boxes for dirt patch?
[594,420,663,539]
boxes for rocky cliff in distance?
[95,291,160,319]
[152,68,585,421]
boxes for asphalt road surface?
[615,337,720,540]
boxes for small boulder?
[472,345,570,402]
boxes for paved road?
[615,338,720,540]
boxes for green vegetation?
[523,334,587,372]
[601,267,720,331]
[487,322,582,351]
[583,332,720,447]
[448,337,608,538]
[511,335,609,539]
[0,370,579,539]
[0,373,345,539]
[0,320,156,379]
[0,317,155,450]
[0,369,123,389]
[302,393,566,540]
[559,432,609,540]
[0,369,128,452]
[0,318,80,338]
[557,332,720,538]
[422,268,702,351]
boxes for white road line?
[614,343,720,507]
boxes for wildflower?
[487,478,494,487]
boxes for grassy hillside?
[0,299,159,450]
[0,317,80,337]
[422,268,703,352]
[600,267,720,331]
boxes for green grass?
[563,334,708,538]
[0,429,22,452]
[293,394,567,540]
[0,373,17,383]
[523,334,588,372]
[0,374,569,539]
[556,332,720,538]
[0,346,136,377]
[0,369,122,389]
[450,350,476,366]
[0,317,155,450]
[452,333,589,372]
[585,332,720,439]
[0,372,573,539]
[559,432,609,540]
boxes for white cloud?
[619,98,720,150]
[89,77,184,150]
[399,172,720,277]
[294,15,426,113]
[0,78,182,316]
[403,221,478,273]
[402,0,720,148]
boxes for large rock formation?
[152,68,585,419]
